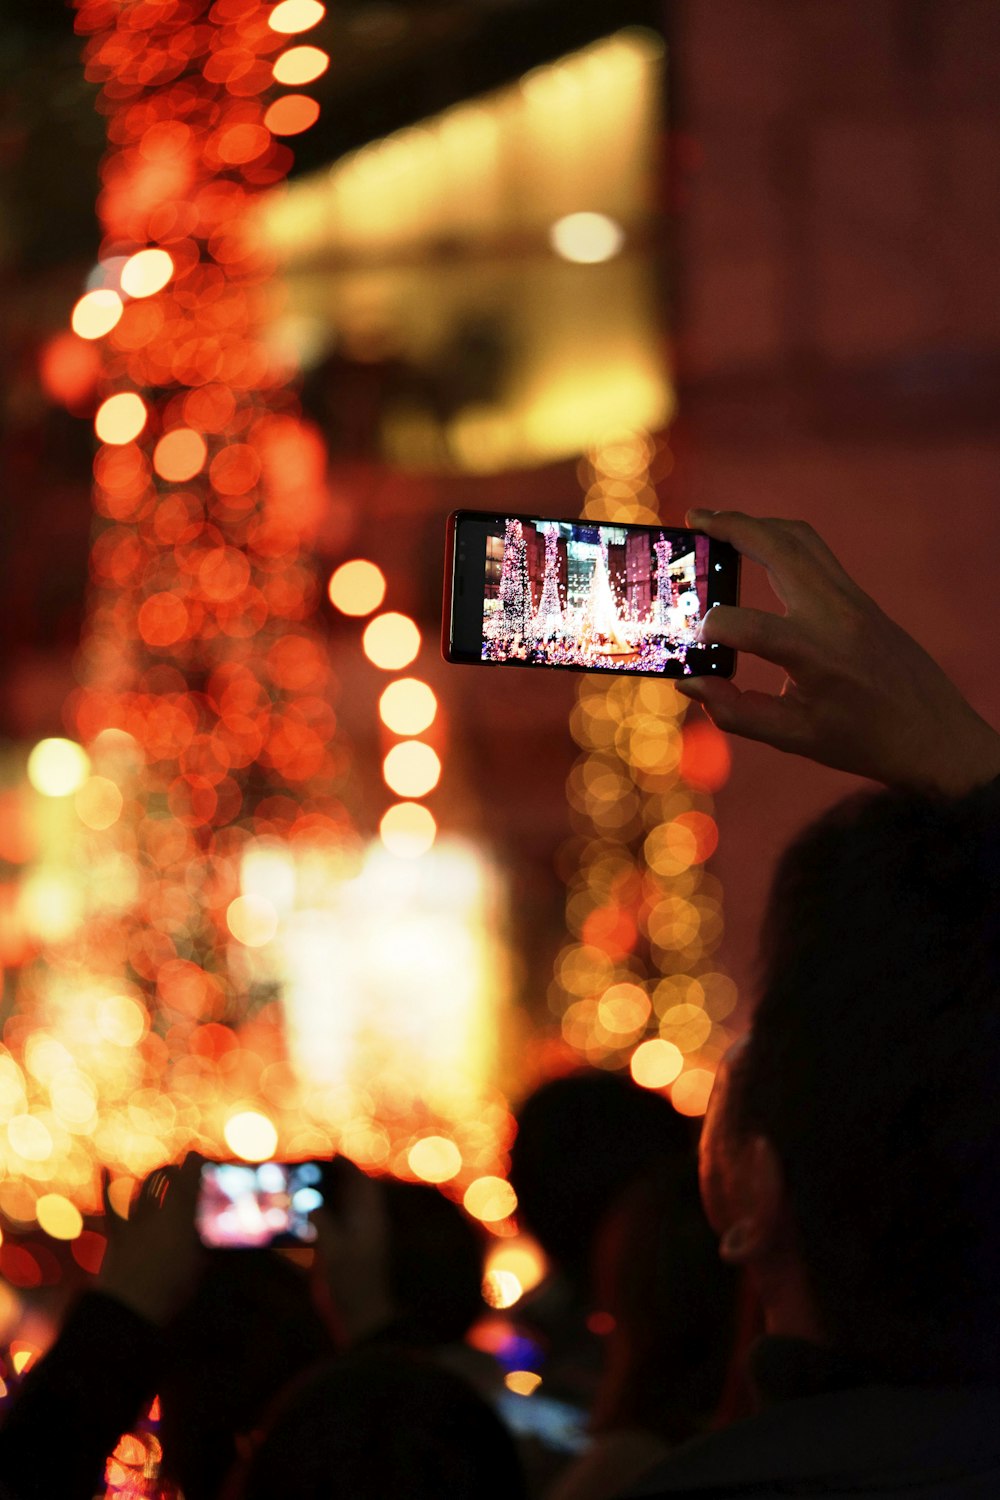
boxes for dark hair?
[235,1349,528,1500]
[381,1180,485,1346]
[510,1070,693,1279]
[738,784,1000,1383]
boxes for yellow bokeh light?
[120,248,174,299]
[95,391,147,445]
[19,872,84,942]
[408,1135,461,1183]
[382,742,441,798]
[630,1038,684,1090]
[272,44,330,85]
[597,982,651,1036]
[363,612,421,670]
[71,289,123,340]
[379,801,437,858]
[483,1268,523,1309]
[549,211,625,264]
[27,737,90,796]
[464,1175,517,1223]
[378,678,437,735]
[505,1370,543,1396]
[327,559,386,616]
[75,775,124,830]
[671,1069,716,1118]
[7,1115,54,1163]
[268,0,326,33]
[486,1238,546,1297]
[36,1194,84,1241]
[226,894,279,947]
[660,1002,712,1054]
[95,995,147,1048]
[224,1110,278,1162]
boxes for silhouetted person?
[229,1347,529,1500]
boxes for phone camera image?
[196,1160,324,1249]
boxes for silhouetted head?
[235,1348,528,1500]
[158,1250,334,1500]
[381,1179,485,1346]
[591,1159,742,1440]
[701,784,1000,1383]
[510,1069,693,1281]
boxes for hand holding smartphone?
[443,510,739,680]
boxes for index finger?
[686,510,853,606]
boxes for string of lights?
[550,433,739,1116]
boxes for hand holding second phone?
[679,510,1000,795]
[311,1162,396,1348]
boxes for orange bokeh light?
[95,392,148,445]
[71,289,124,340]
[153,428,207,483]
[268,0,326,35]
[263,95,321,137]
[670,1068,716,1117]
[327,559,386,617]
[382,742,441,799]
[363,613,421,670]
[272,46,330,86]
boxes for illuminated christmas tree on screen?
[532,528,564,639]
[498,518,530,642]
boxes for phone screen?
[443,511,739,679]
[196,1160,324,1249]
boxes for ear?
[717,1134,785,1266]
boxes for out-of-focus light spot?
[408,1135,461,1183]
[379,679,437,735]
[75,775,124,831]
[36,1194,84,1241]
[587,1310,616,1336]
[379,801,436,858]
[39,332,101,407]
[661,1002,712,1054]
[363,613,421,670]
[485,1239,546,1300]
[120,248,174,299]
[224,1110,278,1162]
[137,591,188,648]
[505,1370,542,1396]
[20,872,84,942]
[241,843,296,914]
[464,1176,517,1223]
[671,1068,715,1118]
[549,211,625,264]
[383,742,441,798]
[106,1179,134,1219]
[327,559,385,616]
[630,1038,684,1090]
[272,45,330,84]
[10,1346,37,1375]
[597,982,650,1036]
[269,0,326,33]
[227,894,279,947]
[28,738,90,797]
[71,289,123,340]
[72,1230,107,1275]
[153,428,207,483]
[264,95,321,136]
[95,995,147,1048]
[483,1268,523,1309]
[95,391,147,445]
[8,1115,54,1163]
[679,719,731,791]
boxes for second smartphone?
[443,509,739,680]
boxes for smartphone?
[442,510,739,679]
[196,1160,324,1249]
